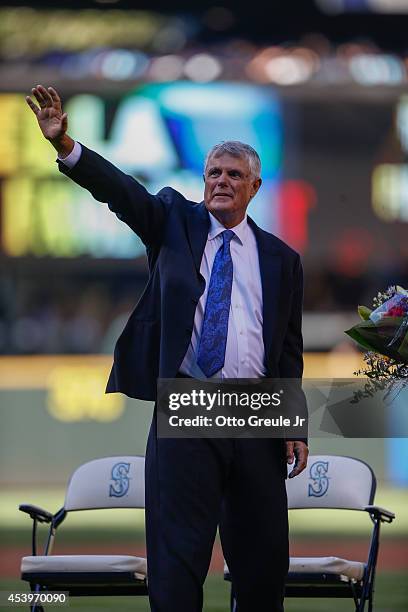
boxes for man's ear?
[251,177,262,197]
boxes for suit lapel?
[248,217,282,360]
[186,202,210,273]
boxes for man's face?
[203,153,262,226]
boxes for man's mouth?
[213,193,232,198]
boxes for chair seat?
[21,555,147,580]
[289,557,365,581]
[224,556,365,582]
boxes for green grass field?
[1,572,407,611]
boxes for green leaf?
[345,325,377,352]
[357,305,372,321]
[345,319,408,363]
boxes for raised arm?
[26,85,171,246]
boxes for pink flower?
[387,306,406,317]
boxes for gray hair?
[204,141,261,178]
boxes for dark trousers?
[145,412,289,612]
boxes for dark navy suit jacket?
[58,144,304,406]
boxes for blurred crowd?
[0,273,143,355]
[1,263,407,355]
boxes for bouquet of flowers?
[345,285,408,380]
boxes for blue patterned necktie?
[197,229,235,377]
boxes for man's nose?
[216,172,228,186]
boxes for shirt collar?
[208,212,247,245]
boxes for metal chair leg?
[230,585,237,612]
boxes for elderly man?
[26,84,308,612]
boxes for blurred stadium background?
[0,0,407,609]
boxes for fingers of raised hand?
[26,85,62,118]
[31,85,52,109]
[47,86,62,109]
[25,95,40,115]
[31,86,46,108]
[37,84,55,107]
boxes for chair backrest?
[64,456,145,511]
[286,455,376,510]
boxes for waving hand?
[26,85,74,157]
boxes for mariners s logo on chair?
[308,460,329,497]
[109,462,131,497]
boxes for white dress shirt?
[59,142,266,379]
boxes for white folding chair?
[224,454,395,612]
[19,456,147,611]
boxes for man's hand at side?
[286,441,309,479]
[25,84,74,158]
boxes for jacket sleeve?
[57,143,172,247]
[279,254,304,379]
[279,254,308,446]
